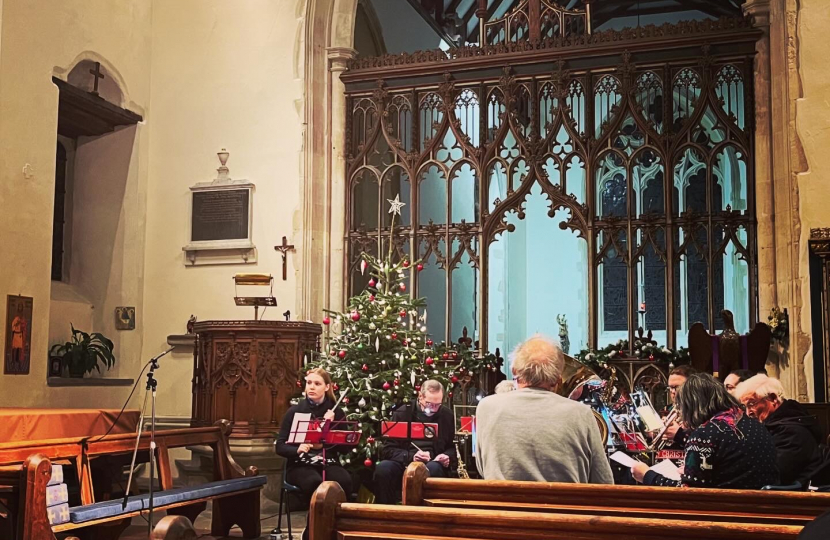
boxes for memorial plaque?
[191,189,250,242]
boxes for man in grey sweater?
[475,335,614,484]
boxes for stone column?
[743,0,776,318]
[327,47,357,315]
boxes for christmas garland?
[575,337,690,372]
[768,307,789,349]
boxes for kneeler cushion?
[68,476,265,523]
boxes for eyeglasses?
[420,398,442,412]
[743,397,768,410]
[725,384,737,391]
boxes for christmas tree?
[303,194,497,470]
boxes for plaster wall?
[795,0,830,400]
[144,0,307,416]
[0,0,152,407]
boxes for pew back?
[401,463,830,526]
[309,482,802,540]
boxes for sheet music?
[636,405,665,432]
[288,413,311,443]
[650,459,682,481]
[609,451,640,468]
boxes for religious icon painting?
[114,306,136,330]
[4,295,33,375]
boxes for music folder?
[288,414,362,446]
[381,421,439,439]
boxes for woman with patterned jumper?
[631,373,779,489]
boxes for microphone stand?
[123,346,175,537]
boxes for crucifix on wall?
[274,236,295,281]
[89,62,104,95]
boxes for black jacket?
[379,403,456,466]
[764,399,826,486]
[276,397,347,467]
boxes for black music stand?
[288,417,361,481]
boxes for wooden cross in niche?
[274,236,295,281]
[89,62,104,95]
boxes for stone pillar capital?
[327,47,357,73]
[743,0,771,28]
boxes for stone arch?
[298,0,358,320]
[54,51,144,116]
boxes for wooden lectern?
[190,320,321,438]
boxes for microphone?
[150,346,176,364]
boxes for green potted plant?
[50,324,116,377]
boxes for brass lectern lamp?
[233,273,277,319]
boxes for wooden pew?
[308,481,802,540]
[401,462,830,526]
[0,420,264,540]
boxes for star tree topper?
[387,194,406,216]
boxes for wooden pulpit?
[190,320,321,438]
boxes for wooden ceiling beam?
[404,0,461,47]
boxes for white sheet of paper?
[650,459,682,481]
[636,405,665,432]
[288,413,311,443]
[609,451,641,468]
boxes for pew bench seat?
[309,482,803,540]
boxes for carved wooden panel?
[191,320,321,438]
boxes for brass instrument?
[454,439,470,479]
[648,409,679,452]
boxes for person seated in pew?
[724,369,756,397]
[475,334,613,484]
[276,368,353,509]
[734,374,830,487]
[373,380,456,504]
[632,373,779,489]
[661,364,697,449]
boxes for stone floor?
[120,498,308,540]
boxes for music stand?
[380,421,439,440]
[289,417,361,481]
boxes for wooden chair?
[307,481,802,540]
[401,462,830,526]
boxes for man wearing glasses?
[373,380,456,503]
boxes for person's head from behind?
[724,369,755,395]
[305,368,335,404]
[676,373,740,430]
[734,374,785,422]
[418,379,444,416]
[510,335,564,392]
[494,380,516,394]
[668,364,696,402]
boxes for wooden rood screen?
[342,6,761,354]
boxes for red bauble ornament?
[369,295,375,302]
[402,340,408,347]
[351,311,361,322]
[338,350,347,359]
[367,436,376,444]
[415,385,421,391]
[451,376,459,383]
[296,380,302,388]
[649,354,655,361]
[368,278,376,288]
[364,458,374,467]
[399,310,407,318]
[361,364,369,371]
[322,317,331,325]
[382,382,391,390]
[442,353,450,360]
[394,379,400,386]
[402,260,410,268]
[391,332,398,340]
[343,397,350,404]
[399,283,406,292]
[416,264,424,272]
[448,391,453,398]
[426,339,433,347]
[330,350,337,356]
[425,357,434,366]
